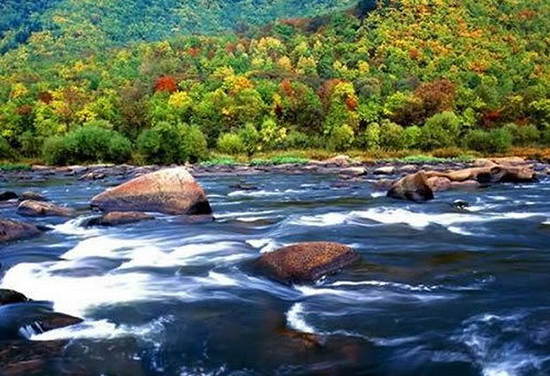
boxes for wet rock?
[340,167,367,176]
[0,340,69,376]
[79,172,106,181]
[373,166,395,175]
[0,290,28,306]
[254,242,360,284]
[450,180,481,190]
[0,219,43,243]
[387,171,434,202]
[371,178,394,191]
[321,155,353,167]
[452,200,470,210]
[17,200,74,217]
[85,211,154,227]
[20,191,47,202]
[278,326,325,349]
[398,164,418,174]
[229,183,258,191]
[91,167,212,215]
[444,165,536,184]
[0,191,18,201]
[427,176,452,192]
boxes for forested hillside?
[1,0,550,165]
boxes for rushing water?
[1,171,550,376]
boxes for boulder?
[0,219,42,243]
[373,166,395,175]
[79,172,106,181]
[91,167,212,215]
[0,191,18,201]
[20,191,47,202]
[254,242,360,284]
[37,312,83,332]
[17,200,74,217]
[387,171,434,202]
[321,155,353,167]
[340,167,367,176]
[427,176,452,192]
[450,180,481,190]
[398,164,418,174]
[445,165,535,184]
[85,211,154,227]
[0,290,28,306]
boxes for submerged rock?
[0,191,18,201]
[0,218,43,243]
[85,211,154,227]
[387,171,434,202]
[254,242,360,284]
[0,289,28,306]
[17,200,74,217]
[91,167,212,215]
[20,191,48,202]
[37,312,83,333]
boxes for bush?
[0,136,16,160]
[328,123,354,151]
[181,124,208,163]
[238,123,260,155]
[463,128,512,154]
[379,120,405,150]
[364,122,380,149]
[19,131,43,157]
[419,111,461,150]
[217,133,245,154]
[137,122,207,164]
[42,126,132,165]
[503,123,540,146]
[432,147,464,159]
[285,130,310,149]
[403,125,421,149]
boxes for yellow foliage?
[10,83,28,99]
[168,91,192,109]
[276,56,292,71]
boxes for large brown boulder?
[85,211,154,227]
[387,171,434,202]
[444,165,535,184]
[0,219,42,243]
[91,167,212,215]
[17,200,74,217]
[254,242,360,284]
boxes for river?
[1,171,549,376]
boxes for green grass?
[250,156,310,166]
[201,157,238,166]
[0,163,32,171]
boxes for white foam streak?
[286,303,317,334]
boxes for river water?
[1,171,550,376]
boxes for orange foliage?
[482,110,502,127]
[414,79,456,113]
[154,76,178,93]
[38,91,53,104]
[16,105,33,116]
[518,10,536,19]
[280,79,295,98]
[186,47,200,57]
[409,48,420,61]
[345,96,358,111]
[318,79,345,108]
[280,18,309,28]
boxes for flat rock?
[91,167,212,215]
[387,171,434,202]
[340,167,367,176]
[85,211,154,227]
[373,166,395,175]
[17,200,74,217]
[38,312,83,332]
[398,165,418,174]
[254,242,360,284]
[20,191,47,202]
[427,176,452,192]
[0,219,43,243]
[320,155,353,167]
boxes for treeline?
[1,0,550,164]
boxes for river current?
[1,171,549,376]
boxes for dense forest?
[1,0,550,165]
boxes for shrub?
[285,130,310,149]
[364,122,380,150]
[419,111,461,150]
[403,125,421,149]
[217,133,245,154]
[181,124,208,162]
[238,123,260,155]
[432,147,464,159]
[0,136,16,160]
[463,128,512,154]
[42,126,132,165]
[379,120,405,150]
[137,122,207,164]
[503,123,540,146]
[19,131,43,157]
[328,123,354,151]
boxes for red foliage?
[414,79,456,113]
[318,79,345,108]
[16,105,33,116]
[274,103,283,118]
[37,91,53,104]
[186,47,200,57]
[482,110,502,127]
[154,76,178,93]
[409,48,420,61]
[280,79,295,98]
